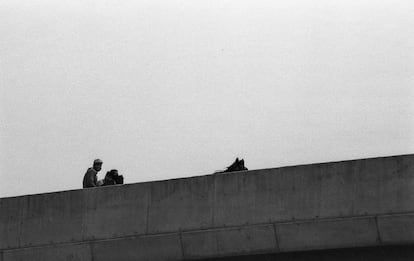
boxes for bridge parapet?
[1,154,414,260]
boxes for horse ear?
[235,157,239,163]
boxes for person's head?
[93,159,103,172]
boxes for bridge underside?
[198,245,414,261]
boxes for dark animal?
[215,158,248,173]
[102,169,124,186]
[113,174,124,184]
[225,157,248,172]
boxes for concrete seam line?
[89,243,95,261]
[145,183,152,235]
[179,231,185,260]
[17,197,27,249]
[178,214,382,234]
[3,212,414,252]
[180,223,275,235]
[212,173,216,227]
[374,216,383,244]
[174,211,414,233]
[272,214,384,226]
[81,192,88,241]
[378,212,414,218]
[273,223,280,252]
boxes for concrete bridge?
[1,154,414,260]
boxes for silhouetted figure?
[83,159,103,188]
[102,169,124,186]
[224,157,248,172]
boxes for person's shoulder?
[85,167,95,174]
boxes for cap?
[93,159,103,165]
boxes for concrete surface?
[92,234,182,261]
[276,217,378,251]
[0,154,413,260]
[3,243,91,261]
[182,224,277,259]
[0,195,26,249]
[147,175,215,233]
[18,190,85,248]
[82,183,150,240]
[378,213,414,244]
[214,154,414,227]
[197,245,414,261]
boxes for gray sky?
[1,0,413,198]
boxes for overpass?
[1,154,414,260]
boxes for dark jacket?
[83,168,98,188]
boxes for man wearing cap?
[83,159,103,188]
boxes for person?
[83,159,103,188]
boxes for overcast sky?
[1,0,413,198]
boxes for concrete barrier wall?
[214,154,414,227]
[191,245,414,261]
[1,154,414,260]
